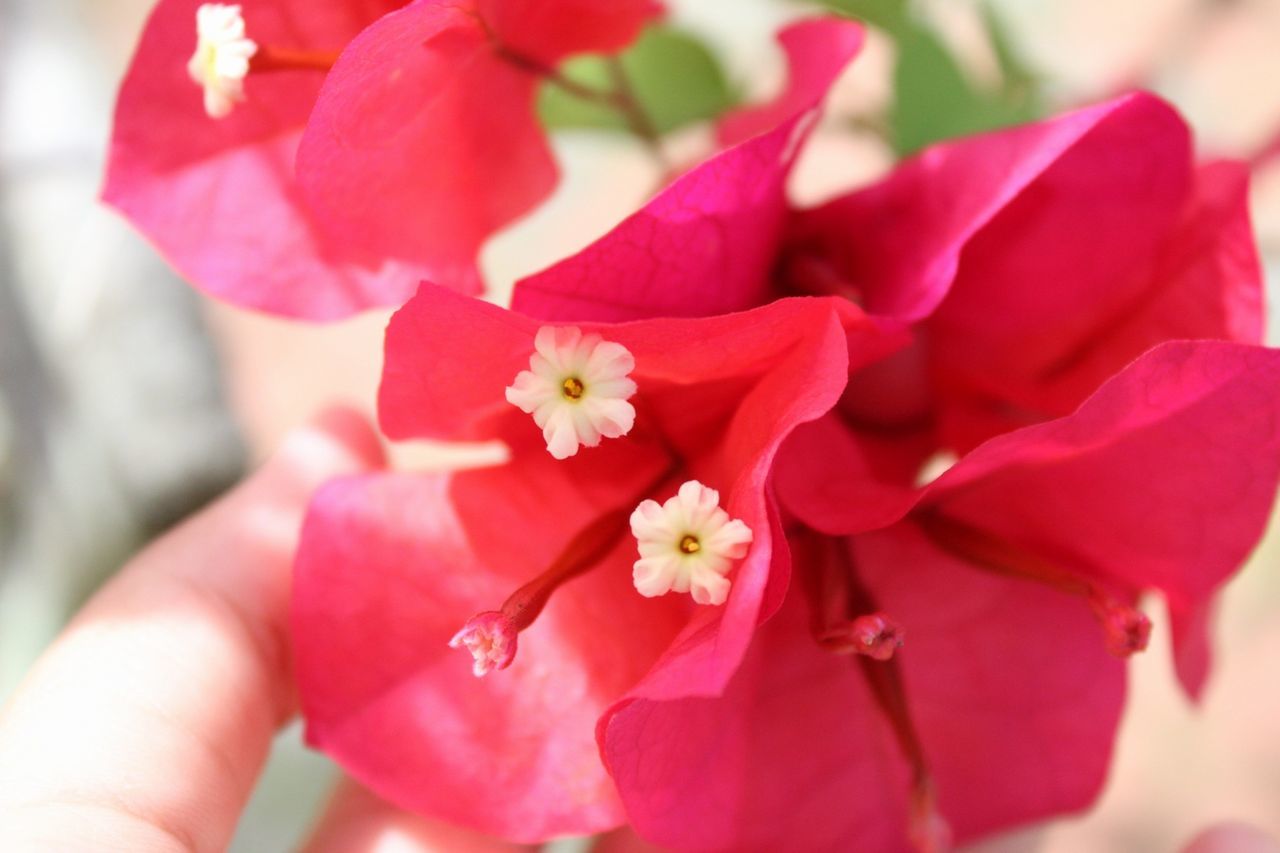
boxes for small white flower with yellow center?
[188,4,258,119]
[630,481,754,606]
[505,326,637,460]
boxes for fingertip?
[258,407,385,502]
[1182,823,1280,853]
[303,779,530,853]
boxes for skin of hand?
[0,409,524,853]
[1182,824,1280,853]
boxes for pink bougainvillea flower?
[607,341,1280,849]
[105,0,659,319]
[292,282,865,839]
[501,43,1277,845]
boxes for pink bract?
[609,341,1280,848]
[512,16,866,322]
[778,341,1280,698]
[105,0,659,319]
[295,0,660,305]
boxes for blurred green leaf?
[796,0,1044,155]
[890,19,1040,155]
[810,0,909,36]
[980,0,1039,93]
[538,25,735,135]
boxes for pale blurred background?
[1,0,1278,849]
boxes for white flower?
[630,481,754,606]
[188,4,258,119]
[505,326,637,460]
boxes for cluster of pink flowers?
[107,1,1280,849]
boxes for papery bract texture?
[106,0,659,319]
[788,92,1264,449]
[607,340,1280,849]
[295,0,660,298]
[779,341,1280,698]
[512,16,865,322]
[714,16,865,147]
[602,535,1124,850]
[294,456,674,840]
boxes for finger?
[302,778,529,853]
[1182,823,1280,853]
[0,408,383,853]
[591,825,667,852]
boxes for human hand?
[0,409,523,852]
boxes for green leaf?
[980,0,1039,94]
[807,0,909,36]
[795,0,1045,156]
[889,20,1043,154]
[538,25,736,135]
[537,57,620,132]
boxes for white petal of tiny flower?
[629,480,753,606]
[188,4,258,119]
[505,326,637,460]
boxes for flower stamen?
[506,326,637,459]
[630,481,753,606]
[820,612,905,661]
[188,4,258,119]
[449,612,517,677]
[794,529,949,852]
[451,463,678,676]
[187,4,342,119]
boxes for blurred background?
[1,0,1278,849]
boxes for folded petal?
[774,412,928,535]
[855,525,1126,843]
[103,0,420,319]
[511,17,864,322]
[295,0,659,284]
[293,459,684,840]
[715,17,865,147]
[992,160,1265,414]
[787,91,1190,329]
[600,530,1123,849]
[380,281,856,446]
[927,158,1262,448]
[478,0,660,59]
[925,341,1280,697]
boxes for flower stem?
[604,57,667,167]
[498,45,668,168]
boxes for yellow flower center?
[679,534,701,555]
[561,376,585,400]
